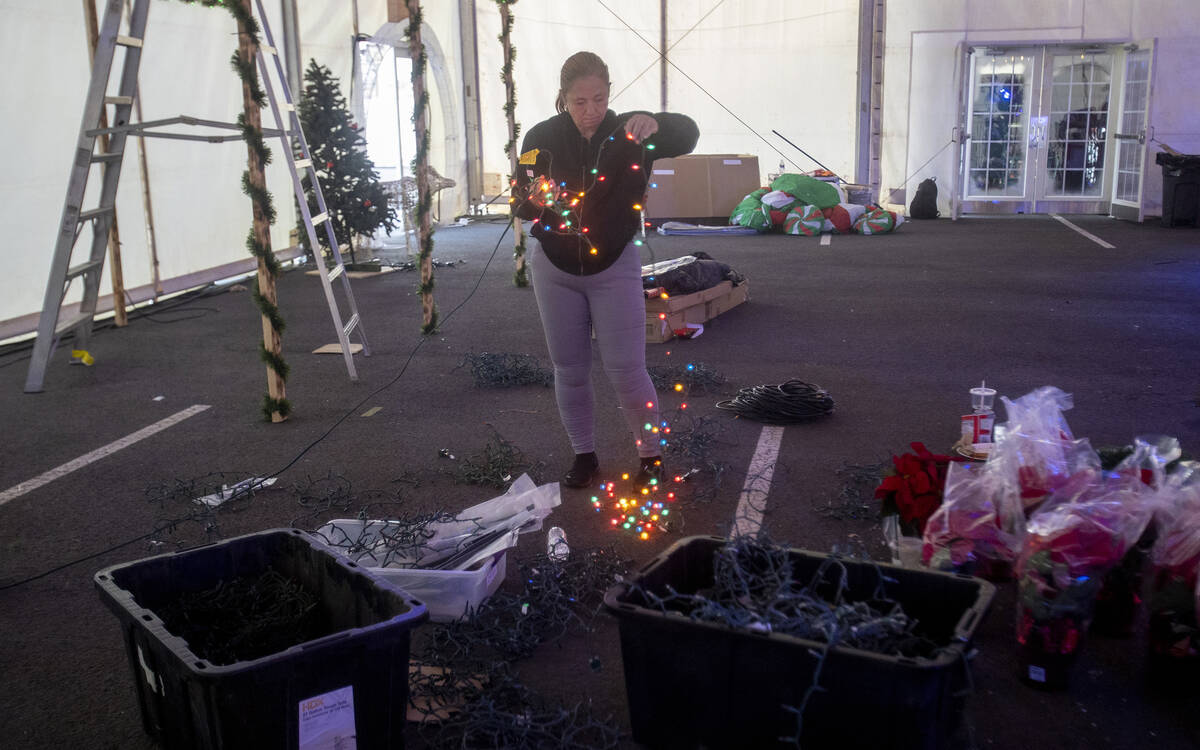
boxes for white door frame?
[957,39,1144,217]
[1109,40,1158,223]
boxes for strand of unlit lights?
[409,547,629,749]
[445,429,542,488]
[458,351,554,388]
[629,537,938,657]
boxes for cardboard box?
[645,155,761,221]
[644,280,750,343]
[482,171,505,197]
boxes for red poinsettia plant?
[875,442,963,534]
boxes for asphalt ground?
[1,213,1198,749]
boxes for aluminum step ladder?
[24,0,368,392]
[251,0,368,383]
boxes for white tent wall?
[0,0,297,338]
[329,0,469,223]
[664,2,862,181]
[475,2,662,200]
[299,2,356,87]
[474,1,863,198]
[881,0,1200,217]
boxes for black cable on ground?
[0,219,514,593]
[0,282,228,364]
[716,380,835,424]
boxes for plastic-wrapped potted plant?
[875,442,959,567]
[1016,494,1149,689]
[1146,468,1200,683]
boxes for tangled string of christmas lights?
[449,430,542,488]
[409,546,630,748]
[814,460,887,521]
[647,360,727,394]
[628,537,938,658]
[458,351,554,388]
[156,569,320,666]
[144,471,273,551]
[509,122,659,265]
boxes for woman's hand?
[624,114,659,143]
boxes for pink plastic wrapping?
[921,461,1021,577]
[989,386,1101,512]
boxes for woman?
[514,51,699,490]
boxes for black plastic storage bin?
[1156,152,1200,227]
[604,536,994,750]
[95,528,428,750]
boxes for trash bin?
[1155,152,1200,227]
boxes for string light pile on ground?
[143,471,277,551]
[589,359,735,540]
[647,360,727,393]
[458,351,554,388]
[288,471,411,530]
[448,429,542,488]
[386,257,467,272]
[813,460,888,521]
[408,546,630,748]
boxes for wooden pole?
[84,0,128,326]
[124,0,162,297]
[237,0,287,422]
[407,1,437,332]
[498,1,527,286]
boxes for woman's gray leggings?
[530,240,661,459]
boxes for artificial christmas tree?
[298,59,397,268]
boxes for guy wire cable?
[0,216,515,593]
[716,379,835,425]
[594,0,802,171]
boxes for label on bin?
[299,685,357,750]
[1027,665,1047,683]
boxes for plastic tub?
[94,528,427,750]
[604,535,994,750]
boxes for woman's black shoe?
[562,452,599,488]
[633,456,665,492]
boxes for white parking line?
[1050,213,1116,249]
[731,425,785,537]
[0,404,211,507]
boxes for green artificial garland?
[496,0,527,287]
[175,0,290,420]
[406,2,438,333]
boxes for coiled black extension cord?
[716,380,835,424]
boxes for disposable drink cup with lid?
[970,381,997,413]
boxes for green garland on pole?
[406,1,438,333]
[496,0,527,287]
[175,0,291,420]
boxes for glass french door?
[1110,44,1155,221]
[959,42,1154,218]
